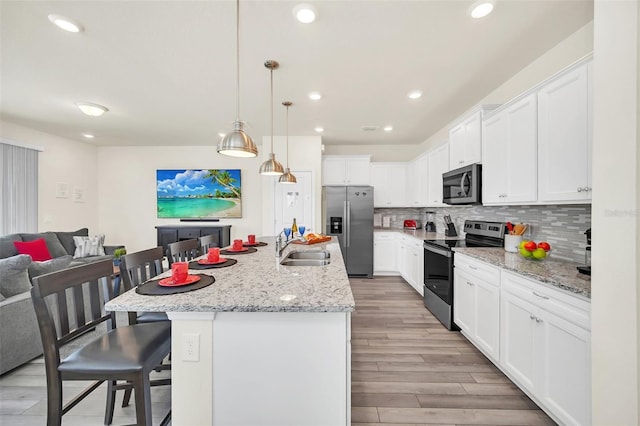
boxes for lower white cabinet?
[500,271,591,426]
[373,232,398,275]
[406,238,424,296]
[453,254,500,361]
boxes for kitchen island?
[105,236,354,426]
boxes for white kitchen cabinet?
[370,163,407,207]
[406,153,429,207]
[322,155,371,186]
[373,232,398,275]
[500,271,591,426]
[453,254,500,361]
[449,106,497,170]
[537,61,592,202]
[482,93,538,205]
[426,143,449,206]
[397,235,424,296]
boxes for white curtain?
[1,141,39,234]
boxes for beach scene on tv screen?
[157,169,242,218]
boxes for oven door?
[423,243,453,305]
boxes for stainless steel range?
[423,220,505,330]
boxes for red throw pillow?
[14,238,53,261]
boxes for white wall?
[323,143,418,162]
[260,135,323,235]
[0,120,102,236]
[97,145,264,253]
[591,1,639,423]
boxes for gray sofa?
[0,228,122,375]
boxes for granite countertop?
[374,228,463,241]
[454,247,591,299]
[105,236,354,313]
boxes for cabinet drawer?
[501,271,590,330]
[374,232,396,241]
[177,228,200,240]
[454,254,500,286]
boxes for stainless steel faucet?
[275,231,296,258]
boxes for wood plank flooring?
[0,276,555,425]
[350,276,556,426]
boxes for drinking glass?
[283,227,292,241]
[298,225,306,237]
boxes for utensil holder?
[445,223,457,237]
[504,234,523,253]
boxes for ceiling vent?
[362,126,378,132]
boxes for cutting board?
[292,236,332,245]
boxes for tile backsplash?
[374,205,591,263]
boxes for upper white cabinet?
[482,93,538,205]
[407,152,429,207]
[370,163,407,207]
[449,106,498,170]
[426,143,449,206]
[538,62,592,202]
[322,155,370,186]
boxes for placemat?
[220,247,258,255]
[188,259,237,270]
[243,241,268,247]
[136,274,215,295]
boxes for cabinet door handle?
[459,160,464,164]
[535,317,543,323]
[468,265,478,270]
[466,281,473,286]
[532,291,549,300]
[577,187,583,192]
[530,314,536,321]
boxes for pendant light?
[217,0,258,158]
[279,101,297,184]
[259,60,284,175]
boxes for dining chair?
[167,238,200,266]
[118,246,169,325]
[30,259,171,426]
[198,233,219,254]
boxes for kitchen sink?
[280,250,331,266]
[285,250,331,260]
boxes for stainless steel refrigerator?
[323,186,374,277]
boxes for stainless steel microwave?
[442,163,482,205]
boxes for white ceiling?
[0,0,593,148]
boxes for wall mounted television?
[156,169,242,219]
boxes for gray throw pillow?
[0,234,22,258]
[28,255,73,280]
[22,232,68,258]
[0,254,32,298]
[56,228,89,256]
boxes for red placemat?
[188,259,237,270]
[220,247,258,255]
[136,274,214,295]
[242,241,268,247]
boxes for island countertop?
[454,247,591,299]
[105,236,355,313]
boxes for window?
[1,140,41,234]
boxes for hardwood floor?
[350,276,556,426]
[0,276,555,425]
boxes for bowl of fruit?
[518,240,552,260]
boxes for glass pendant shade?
[217,121,258,157]
[278,167,297,184]
[259,153,284,175]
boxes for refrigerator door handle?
[346,200,351,248]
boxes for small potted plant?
[113,247,127,267]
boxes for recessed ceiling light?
[408,91,423,100]
[293,4,317,23]
[48,14,84,33]
[314,127,324,133]
[82,133,95,139]
[75,102,108,117]
[383,126,393,132]
[469,0,495,18]
[309,92,322,101]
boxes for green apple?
[519,247,533,257]
[532,248,547,260]
[519,240,530,250]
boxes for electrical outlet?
[182,333,200,362]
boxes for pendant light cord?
[270,67,274,152]
[235,0,240,121]
[285,104,289,167]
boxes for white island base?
[167,311,351,426]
